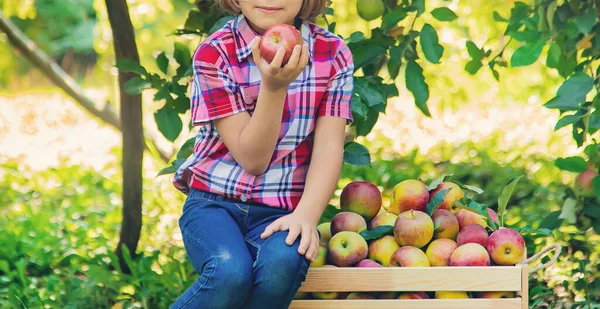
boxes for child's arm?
[213,38,309,176]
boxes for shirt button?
[240,195,248,202]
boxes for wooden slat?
[521,264,529,309]
[298,266,522,292]
[289,298,523,309]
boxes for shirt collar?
[233,15,314,64]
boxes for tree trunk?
[105,0,144,274]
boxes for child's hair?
[216,0,329,21]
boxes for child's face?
[238,0,304,34]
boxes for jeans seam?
[176,229,218,309]
[244,237,260,250]
[282,258,310,307]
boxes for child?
[171,0,354,308]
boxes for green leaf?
[351,95,368,119]
[544,72,594,110]
[431,7,457,22]
[154,83,172,101]
[382,7,407,30]
[464,199,489,217]
[539,211,562,230]
[427,174,453,191]
[583,200,600,218]
[343,142,371,167]
[156,52,169,75]
[426,189,450,216]
[208,16,235,35]
[574,9,597,35]
[593,176,600,199]
[493,11,508,22]
[452,181,484,194]
[410,0,425,16]
[347,32,366,44]
[154,106,183,142]
[355,108,379,136]
[546,42,561,69]
[359,225,394,241]
[555,110,587,130]
[465,59,483,75]
[554,156,588,172]
[174,42,191,70]
[319,204,341,224]
[420,24,444,64]
[510,39,546,67]
[546,1,557,31]
[157,158,187,177]
[116,59,147,76]
[405,61,431,117]
[590,112,600,130]
[510,30,541,42]
[497,175,524,226]
[176,138,196,160]
[354,78,385,107]
[466,41,484,61]
[558,198,578,224]
[387,45,403,79]
[124,77,151,95]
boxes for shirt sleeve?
[317,43,354,124]
[190,43,247,125]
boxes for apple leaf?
[319,204,341,225]
[343,142,371,167]
[116,59,148,76]
[558,198,579,224]
[487,218,499,232]
[405,61,431,117]
[554,156,588,172]
[433,221,442,231]
[157,158,187,177]
[451,180,484,194]
[155,106,183,142]
[124,77,152,95]
[425,188,449,216]
[431,7,458,22]
[519,225,553,236]
[420,24,444,64]
[592,176,600,199]
[465,199,489,217]
[360,225,394,241]
[510,39,545,67]
[539,211,563,230]
[427,174,453,191]
[497,175,524,227]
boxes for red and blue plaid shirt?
[173,15,354,211]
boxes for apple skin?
[259,24,303,66]
[294,291,309,300]
[450,243,491,266]
[397,292,430,299]
[368,235,400,266]
[328,231,368,267]
[346,292,375,299]
[389,180,430,214]
[310,244,328,267]
[435,291,470,299]
[456,209,488,229]
[575,168,598,196]
[456,224,489,247]
[356,259,383,267]
[312,292,346,299]
[389,246,430,267]
[486,228,526,266]
[340,181,382,220]
[488,208,500,225]
[431,209,460,240]
[430,182,464,214]
[475,291,516,298]
[317,222,332,245]
[356,0,385,21]
[425,238,458,267]
[370,212,398,229]
[330,212,367,235]
[393,210,434,248]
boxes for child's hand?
[260,211,320,261]
[252,36,309,92]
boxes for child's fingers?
[261,219,282,239]
[269,47,286,71]
[297,225,311,255]
[283,45,301,72]
[286,225,301,245]
[306,231,319,261]
[298,44,309,70]
[251,36,262,62]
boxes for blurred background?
[1,0,599,308]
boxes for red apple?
[312,292,345,299]
[398,292,429,299]
[431,209,460,240]
[393,210,434,248]
[488,208,500,225]
[425,238,458,266]
[486,228,525,265]
[370,212,398,229]
[356,259,383,267]
[330,212,367,235]
[259,24,303,66]
[475,291,516,298]
[328,231,368,267]
[389,180,430,214]
[575,168,598,196]
[430,182,464,214]
[450,243,491,266]
[456,209,488,229]
[368,235,400,266]
[456,224,489,247]
[340,181,382,220]
[389,246,430,267]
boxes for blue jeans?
[171,189,311,309]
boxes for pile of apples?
[304,179,526,300]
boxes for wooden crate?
[290,244,561,309]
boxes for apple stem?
[410,209,415,219]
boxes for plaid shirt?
[173,15,354,211]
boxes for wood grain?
[289,298,523,309]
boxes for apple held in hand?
[486,228,525,265]
[259,24,303,66]
[340,181,382,220]
[328,231,368,267]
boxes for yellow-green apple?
[376,292,399,299]
[431,209,459,240]
[475,291,516,298]
[356,0,385,21]
[310,244,328,267]
[456,209,488,229]
[317,222,332,245]
[425,238,458,266]
[389,180,430,214]
[346,292,375,299]
[368,235,400,266]
[330,212,367,235]
[486,228,525,265]
[259,24,303,66]
[488,208,500,225]
[393,210,434,248]
[312,292,344,299]
[340,181,382,220]
[356,259,383,267]
[429,182,465,214]
[456,224,489,247]
[294,292,309,300]
[575,168,598,196]
[435,291,469,299]
[450,243,491,266]
[398,292,429,299]
[389,246,430,267]
[370,212,398,229]
[328,231,368,267]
